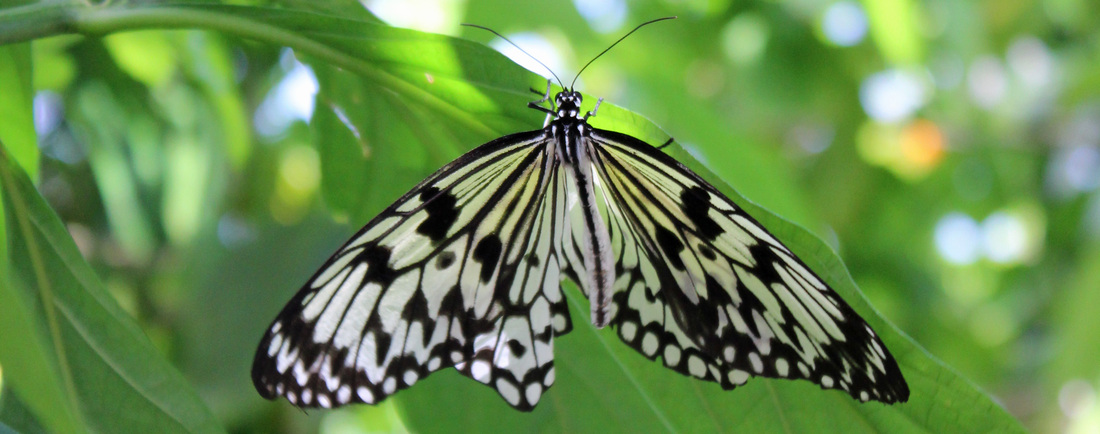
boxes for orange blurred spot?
[900,119,945,168]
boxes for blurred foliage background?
[1,0,1099,432]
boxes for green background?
[0,0,1096,432]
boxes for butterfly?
[251,18,909,412]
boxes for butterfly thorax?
[553,90,584,120]
[548,91,588,163]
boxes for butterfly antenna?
[463,23,566,90]
[570,16,676,90]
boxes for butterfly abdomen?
[557,113,615,327]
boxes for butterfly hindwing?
[588,128,910,403]
[252,130,573,410]
[452,136,575,409]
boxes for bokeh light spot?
[900,119,945,168]
[967,55,1007,109]
[1059,380,1097,420]
[272,145,321,224]
[722,13,769,65]
[822,2,868,47]
[367,0,461,33]
[935,212,982,265]
[280,145,320,194]
[490,33,567,82]
[574,0,627,34]
[982,212,1028,264]
[254,52,318,138]
[1046,145,1100,198]
[860,69,927,123]
[856,120,941,179]
[787,121,835,154]
[1007,36,1053,89]
[33,90,63,137]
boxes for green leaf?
[0,146,224,433]
[0,383,50,434]
[0,43,37,179]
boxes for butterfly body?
[252,86,909,412]
[546,91,616,328]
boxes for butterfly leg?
[657,138,674,149]
[527,80,555,114]
[584,97,604,120]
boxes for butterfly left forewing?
[588,128,909,404]
[252,130,574,410]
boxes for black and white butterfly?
[252,19,909,412]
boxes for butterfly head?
[555,91,583,119]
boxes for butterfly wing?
[587,128,910,404]
[252,130,575,410]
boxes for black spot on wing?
[655,226,686,270]
[402,289,430,322]
[402,289,436,347]
[417,187,459,242]
[328,346,351,378]
[298,339,322,370]
[681,186,723,240]
[367,313,392,363]
[359,245,397,285]
[435,251,456,269]
[507,339,527,357]
[438,285,464,316]
[697,244,716,261]
[473,234,503,283]
[535,325,553,342]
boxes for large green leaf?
[0,145,223,433]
